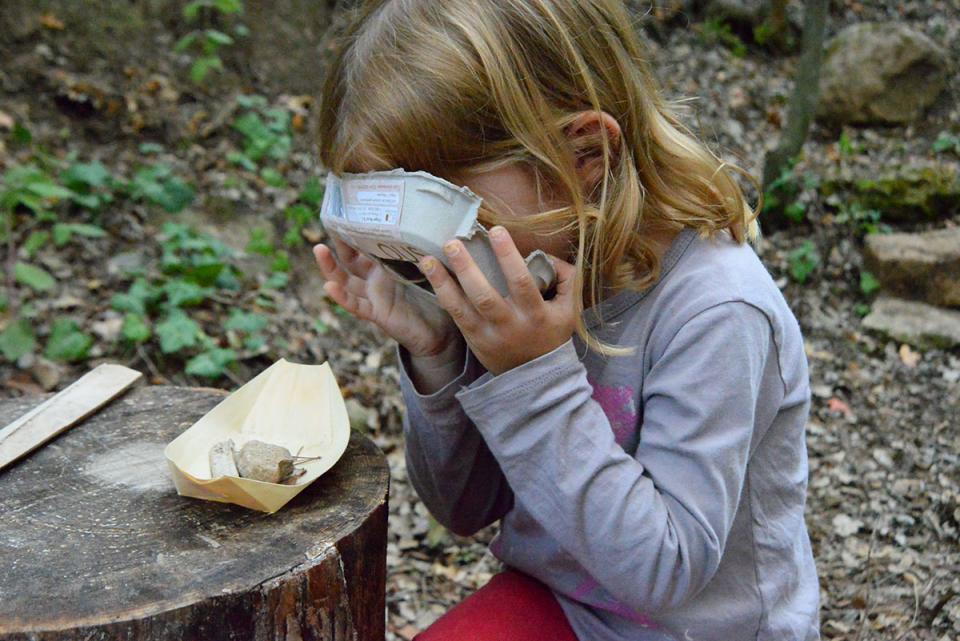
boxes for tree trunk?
[0,385,389,641]
[761,0,829,227]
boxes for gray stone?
[862,297,960,350]
[818,23,950,125]
[864,228,960,308]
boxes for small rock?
[345,398,378,432]
[845,164,959,223]
[833,513,864,537]
[818,23,949,125]
[107,251,147,279]
[864,227,960,308]
[28,356,64,391]
[862,297,960,350]
[91,313,124,342]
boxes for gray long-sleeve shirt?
[398,228,821,641]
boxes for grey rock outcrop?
[862,297,960,350]
[818,23,949,125]
[864,228,960,308]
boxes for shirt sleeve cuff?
[455,338,583,411]
[397,342,487,409]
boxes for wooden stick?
[0,363,142,472]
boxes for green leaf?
[0,292,7,312]
[236,94,267,110]
[51,223,106,247]
[26,182,74,200]
[185,347,237,378]
[260,166,286,188]
[156,310,201,354]
[213,0,243,13]
[121,313,152,344]
[14,261,56,291]
[190,55,223,84]
[12,123,32,145]
[243,333,266,350]
[163,279,211,307]
[61,162,111,189]
[270,250,290,272]
[246,227,274,256]
[183,1,206,21]
[44,318,93,362]
[284,203,313,227]
[227,151,257,171]
[23,230,50,257]
[225,308,268,333]
[860,270,881,296]
[263,271,288,290]
[139,142,165,154]
[298,177,323,206]
[0,319,36,361]
[787,241,820,284]
[785,202,806,223]
[205,29,234,46]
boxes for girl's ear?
[564,111,622,193]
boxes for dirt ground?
[1,1,958,639]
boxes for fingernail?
[490,226,506,241]
[443,241,460,257]
[420,257,437,274]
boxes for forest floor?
[1,1,958,639]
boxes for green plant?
[127,163,195,213]
[228,95,293,170]
[834,202,891,236]
[280,177,324,247]
[932,132,960,157]
[838,130,857,157]
[859,270,881,296]
[787,240,820,284]
[762,159,815,224]
[700,18,748,58]
[175,0,246,85]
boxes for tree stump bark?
[0,384,389,641]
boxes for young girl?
[313,1,820,639]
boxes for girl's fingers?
[440,240,511,322]
[315,244,374,299]
[487,226,543,306]
[323,281,374,321]
[332,237,375,279]
[418,255,480,331]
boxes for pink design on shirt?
[570,577,659,627]
[587,379,637,447]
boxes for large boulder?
[864,228,960,308]
[818,23,950,126]
[821,163,960,223]
[862,297,960,350]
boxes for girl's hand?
[313,238,459,359]
[417,226,577,376]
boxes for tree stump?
[0,384,389,641]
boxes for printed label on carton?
[341,179,405,226]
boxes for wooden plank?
[0,363,142,472]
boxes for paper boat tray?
[164,358,350,513]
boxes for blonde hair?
[318,0,760,355]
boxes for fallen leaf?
[898,343,920,368]
[0,110,13,130]
[827,397,853,417]
[40,13,65,30]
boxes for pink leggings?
[415,569,580,641]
